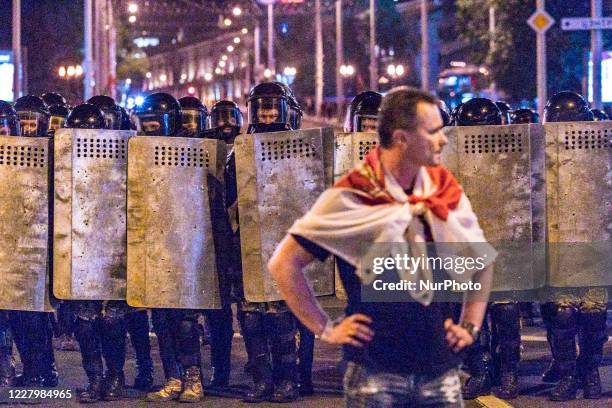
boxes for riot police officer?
[41,91,67,109]
[135,93,205,403]
[512,108,539,124]
[8,96,58,389]
[541,91,607,401]
[199,100,245,390]
[65,103,130,402]
[207,100,243,144]
[0,101,20,388]
[87,95,122,130]
[178,96,209,137]
[247,82,292,134]
[456,98,522,400]
[344,91,382,133]
[231,83,298,403]
[14,95,50,137]
[48,104,70,136]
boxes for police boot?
[270,312,299,403]
[0,325,15,387]
[100,314,127,401]
[540,302,562,383]
[491,303,521,400]
[297,321,315,396]
[179,366,204,403]
[207,307,233,388]
[75,318,104,403]
[146,377,183,402]
[126,310,154,391]
[241,312,273,403]
[546,305,578,401]
[462,321,492,400]
[577,309,607,399]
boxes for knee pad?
[550,305,578,330]
[177,319,199,342]
[491,303,521,340]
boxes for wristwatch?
[460,321,480,341]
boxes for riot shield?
[442,124,546,293]
[333,132,379,300]
[544,121,612,288]
[334,132,379,180]
[53,129,135,300]
[126,136,225,309]
[0,136,53,311]
[235,128,335,302]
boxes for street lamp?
[128,15,136,23]
[58,66,66,77]
[241,28,248,34]
[263,68,273,79]
[227,45,234,52]
[128,3,138,13]
[204,73,213,82]
[224,18,232,27]
[232,7,242,16]
[340,64,355,77]
[218,60,226,68]
[233,37,241,44]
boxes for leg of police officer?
[240,304,274,403]
[576,290,607,399]
[74,301,104,403]
[147,309,183,401]
[56,300,78,350]
[268,304,299,403]
[206,305,234,388]
[125,309,154,391]
[99,301,128,400]
[490,302,521,399]
[175,310,204,403]
[462,312,492,399]
[0,311,14,387]
[540,301,579,401]
[296,319,315,396]
[9,311,58,387]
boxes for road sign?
[561,17,612,31]
[528,9,555,33]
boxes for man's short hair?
[378,87,438,148]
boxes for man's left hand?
[444,319,474,353]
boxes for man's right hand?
[322,314,374,347]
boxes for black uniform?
[541,91,607,402]
[455,98,521,400]
[136,93,205,403]
[7,96,58,388]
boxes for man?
[233,83,300,403]
[268,87,494,407]
[64,103,130,403]
[344,91,382,133]
[178,96,209,136]
[455,98,522,400]
[202,100,244,389]
[540,91,607,402]
[0,101,21,389]
[9,95,58,388]
[135,93,205,403]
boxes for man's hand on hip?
[322,314,374,347]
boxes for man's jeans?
[343,362,463,407]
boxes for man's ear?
[391,128,408,147]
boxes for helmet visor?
[17,111,48,136]
[354,114,379,133]
[248,97,288,126]
[181,110,207,133]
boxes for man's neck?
[380,149,420,190]
[379,147,420,190]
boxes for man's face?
[49,116,64,131]
[20,119,38,135]
[257,108,279,125]
[400,102,447,167]
[360,117,378,133]
[142,120,161,133]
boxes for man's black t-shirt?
[292,215,460,376]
